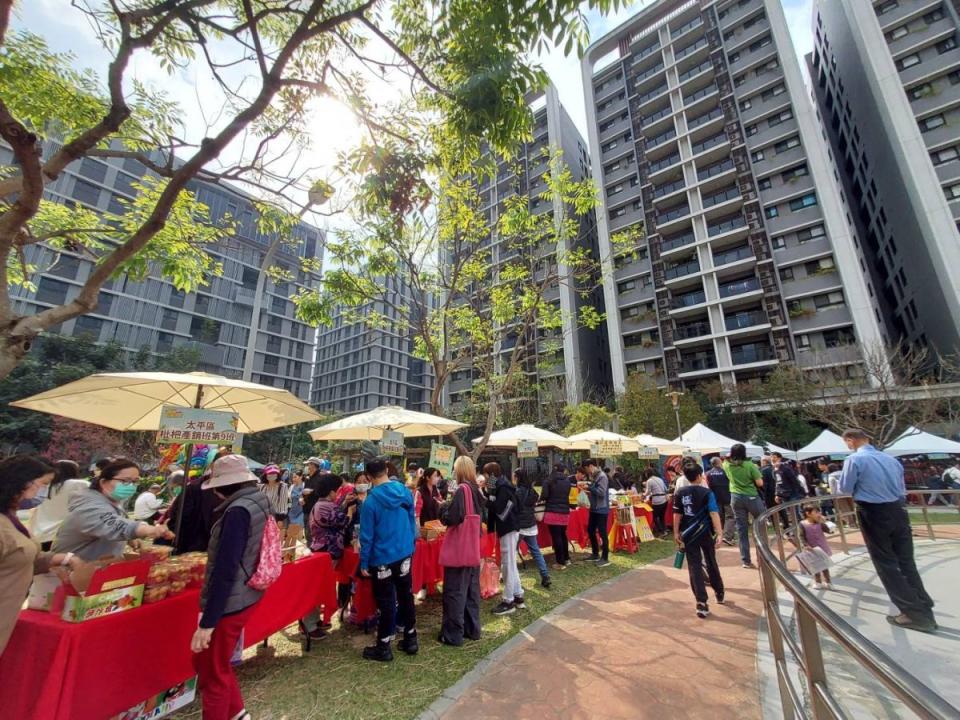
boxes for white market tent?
[634,433,691,456]
[674,423,761,456]
[797,429,851,460]
[472,424,571,450]
[883,426,960,457]
[763,442,797,461]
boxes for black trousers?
[440,565,481,645]
[370,556,416,643]
[548,523,570,565]
[588,511,609,560]
[651,503,668,535]
[857,502,935,621]
[685,533,724,604]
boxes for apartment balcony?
[764,205,823,236]
[647,151,683,178]
[609,203,645,232]
[634,61,666,88]
[677,58,713,86]
[730,343,776,367]
[779,270,842,300]
[726,19,773,58]
[707,213,748,238]
[724,309,769,333]
[773,237,833,266]
[685,105,724,133]
[719,1,764,31]
[696,157,736,184]
[796,343,860,368]
[750,145,806,178]
[673,35,709,63]
[759,176,817,206]
[651,175,687,202]
[876,0,941,32]
[599,114,633,143]
[701,185,742,211]
[615,254,652,279]
[631,40,662,64]
[620,308,659,331]
[602,161,637,186]
[712,244,755,269]
[678,351,718,376]
[663,257,701,284]
[646,127,678,152]
[919,118,960,152]
[601,140,633,164]
[636,81,670,109]
[670,289,708,317]
[660,229,697,257]
[749,121,800,152]
[655,202,692,231]
[235,286,256,305]
[673,319,712,342]
[788,305,852,333]
[616,284,655,307]
[690,131,729,159]
[683,83,720,112]
[669,15,703,42]
[624,341,664,363]
[732,71,783,101]
[718,276,761,299]
[641,103,674,129]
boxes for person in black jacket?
[772,452,805,528]
[515,469,550,589]
[301,458,325,544]
[484,462,522,615]
[438,457,485,646]
[542,464,572,569]
[760,457,777,510]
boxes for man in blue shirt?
[840,429,936,633]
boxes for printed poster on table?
[157,407,238,446]
[517,440,538,458]
[110,677,197,720]
[380,429,405,456]
[428,442,456,478]
[637,445,660,460]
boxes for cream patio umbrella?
[472,424,571,450]
[565,429,641,453]
[308,405,466,441]
[10,371,320,433]
[633,433,691,456]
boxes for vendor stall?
[0,552,337,720]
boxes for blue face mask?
[110,482,138,502]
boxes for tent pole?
[173,384,205,554]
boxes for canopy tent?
[472,424,571,450]
[673,423,760,456]
[633,433,692,456]
[565,429,641,453]
[796,429,851,460]
[883,426,960,457]
[10,371,320,433]
[763,441,797,461]
[308,405,466,441]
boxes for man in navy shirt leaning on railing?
[839,428,937,633]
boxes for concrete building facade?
[4,143,322,401]
[582,0,887,393]
[810,0,960,355]
[445,84,611,416]
[311,277,434,415]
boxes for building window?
[937,36,957,54]
[814,291,844,310]
[796,334,811,350]
[933,146,959,165]
[805,257,835,274]
[773,136,800,153]
[740,98,752,111]
[610,206,627,219]
[618,279,637,294]
[779,267,794,281]
[745,124,758,137]
[909,83,933,100]
[887,25,909,41]
[757,177,772,191]
[947,183,960,199]
[761,84,786,101]
[765,206,779,219]
[789,193,818,211]
[896,54,921,71]
[924,9,945,23]
[797,225,826,243]
[35,278,69,305]
[609,183,624,196]
[771,236,786,250]
[73,179,102,207]
[875,1,898,16]
[768,109,793,127]
[920,114,946,132]
[751,149,764,162]
[823,327,855,347]
[781,164,809,182]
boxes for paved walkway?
[423,546,763,720]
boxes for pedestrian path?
[421,546,763,720]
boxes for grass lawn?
[168,539,675,720]
[908,507,960,525]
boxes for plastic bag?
[480,558,500,599]
[797,547,832,575]
[577,490,591,508]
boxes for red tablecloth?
[0,552,337,720]
[565,506,672,547]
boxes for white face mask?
[354,483,370,493]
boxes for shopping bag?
[577,490,591,508]
[479,558,500,599]
[439,485,482,567]
[796,547,832,575]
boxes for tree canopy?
[617,373,703,439]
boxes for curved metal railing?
[752,489,960,720]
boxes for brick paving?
[427,546,764,720]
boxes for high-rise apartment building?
[4,142,322,401]
[311,277,435,414]
[810,0,960,355]
[445,83,611,415]
[582,0,886,393]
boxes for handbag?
[439,485,481,568]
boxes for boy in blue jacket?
[359,458,419,661]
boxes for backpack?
[247,513,283,591]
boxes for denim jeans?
[520,529,549,578]
[732,493,767,564]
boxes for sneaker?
[585,554,600,562]
[741,562,756,569]
[362,641,394,662]
[696,602,710,619]
[398,632,419,656]
[540,575,552,589]
[722,538,735,546]
[552,563,567,571]
[492,600,515,616]
[597,559,612,568]
[887,613,938,634]
[810,582,824,591]
[716,593,725,605]
[306,628,328,641]
[513,596,527,610]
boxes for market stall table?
[0,552,337,720]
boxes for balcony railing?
[679,353,717,372]
[664,258,700,280]
[687,105,724,131]
[702,185,741,209]
[724,310,767,331]
[636,62,666,83]
[674,321,712,340]
[697,158,735,181]
[657,203,690,224]
[674,36,708,61]
[691,131,727,155]
[652,177,686,199]
[718,276,761,298]
[683,84,717,106]
[647,128,677,150]
[678,59,713,83]
[633,42,661,62]
[713,245,754,267]
[661,230,696,252]
[638,82,669,105]
[642,105,673,127]
[731,344,774,364]
[708,214,747,237]
[648,152,681,173]
[670,17,703,39]
[672,289,706,308]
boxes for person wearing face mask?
[52,459,172,561]
[415,468,444,526]
[1,455,87,655]
[190,455,271,720]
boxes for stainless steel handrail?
[752,490,960,720]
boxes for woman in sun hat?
[258,464,290,522]
[190,454,271,720]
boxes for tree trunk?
[0,328,33,382]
